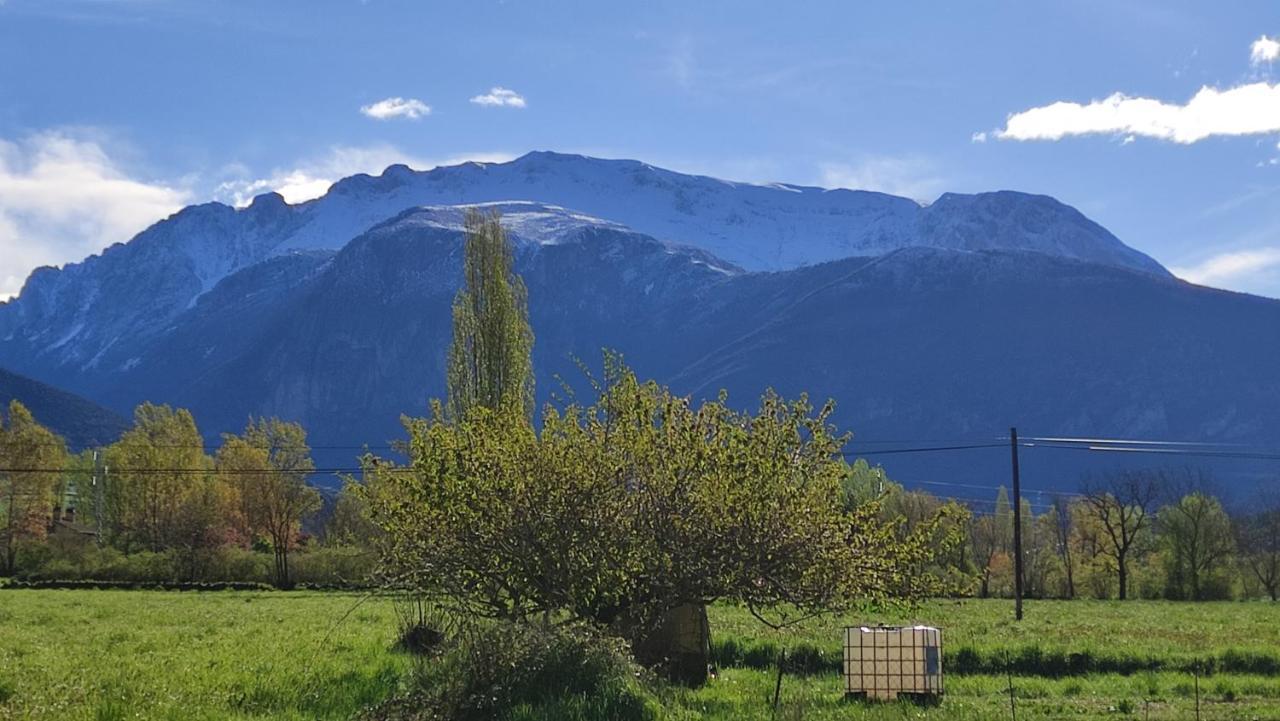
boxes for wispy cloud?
[1251,35,1280,65]
[360,96,431,120]
[469,87,526,108]
[0,132,189,300]
[214,145,515,206]
[819,156,944,202]
[1171,247,1280,287]
[995,36,1280,145]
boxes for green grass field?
[1,590,1277,720]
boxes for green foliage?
[102,403,211,553]
[365,355,966,639]
[0,400,69,574]
[373,621,660,721]
[839,459,899,510]
[1157,492,1236,600]
[8,538,374,586]
[325,479,381,547]
[217,417,321,587]
[446,208,535,422]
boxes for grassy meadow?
[1,590,1278,720]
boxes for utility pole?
[1010,427,1024,621]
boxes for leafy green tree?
[362,357,964,684]
[446,208,535,422]
[1158,491,1235,600]
[840,458,899,509]
[170,473,234,580]
[103,403,211,553]
[324,480,380,547]
[216,418,320,587]
[0,401,68,574]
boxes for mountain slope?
[93,204,735,445]
[61,210,1280,491]
[0,367,128,448]
[0,152,1166,388]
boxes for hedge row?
[709,638,1280,678]
[0,578,373,592]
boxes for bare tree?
[1236,489,1280,601]
[969,512,1001,598]
[1080,470,1162,600]
[1050,494,1076,598]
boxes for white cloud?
[359,97,431,120]
[819,156,944,202]
[1171,247,1280,286]
[0,133,189,300]
[469,87,526,108]
[214,145,516,206]
[970,131,987,143]
[998,83,1280,144]
[1251,35,1280,65]
[998,36,1280,145]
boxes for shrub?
[370,622,661,721]
[290,546,375,586]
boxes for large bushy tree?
[1158,490,1235,600]
[103,403,210,552]
[362,358,965,682]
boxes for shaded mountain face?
[89,204,738,448]
[0,154,1269,492]
[14,204,1271,492]
[0,152,1166,390]
[0,367,127,449]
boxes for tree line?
[3,395,1276,602]
[0,401,379,586]
[845,459,1280,602]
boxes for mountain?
[9,202,1267,491]
[87,203,737,445]
[0,152,1166,392]
[0,367,128,449]
[0,153,1273,491]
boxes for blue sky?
[2,0,1280,298]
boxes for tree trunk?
[1117,558,1128,600]
[627,603,710,687]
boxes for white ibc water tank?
[843,625,943,701]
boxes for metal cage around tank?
[843,625,943,702]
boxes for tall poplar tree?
[446,209,535,422]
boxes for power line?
[1024,442,1280,462]
[845,442,1006,457]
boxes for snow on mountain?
[274,152,1166,277]
[0,151,1167,383]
